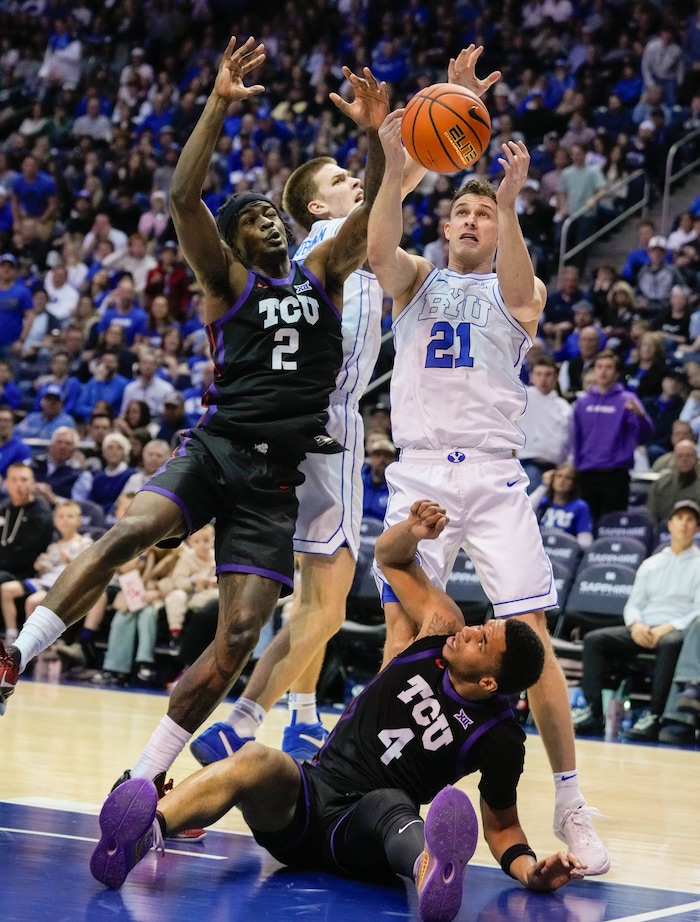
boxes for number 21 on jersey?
[425,321,474,369]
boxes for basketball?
[401,83,491,174]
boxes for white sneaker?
[553,803,610,875]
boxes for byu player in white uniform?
[190,46,500,763]
[367,113,610,875]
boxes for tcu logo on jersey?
[378,674,454,765]
[417,290,491,328]
[258,295,320,329]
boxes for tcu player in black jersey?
[90,500,585,920]
[0,38,388,781]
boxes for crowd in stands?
[1,1,700,731]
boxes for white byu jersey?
[390,269,532,451]
[292,216,383,556]
[294,217,383,399]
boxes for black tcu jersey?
[200,263,343,460]
[314,636,526,811]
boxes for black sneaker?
[677,684,700,715]
[620,710,659,742]
[658,721,696,745]
[572,705,604,736]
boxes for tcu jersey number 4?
[379,673,458,765]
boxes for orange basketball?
[401,83,491,174]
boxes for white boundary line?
[0,826,227,860]
[606,902,700,922]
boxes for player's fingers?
[222,35,237,58]
[362,66,379,88]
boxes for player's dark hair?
[496,619,545,696]
[451,178,496,207]
[283,157,336,231]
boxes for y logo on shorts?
[447,451,466,463]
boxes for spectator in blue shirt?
[361,436,396,522]
[530,463,594,550]
[10,154,58,241]
[14,386,76,441]
[33,349,83,417]
[96,275,148,347]
[0,185,13,251]
[0,361,23,412]
[620,219,657,285]
[612,61,644,106]
[73,351,129,423]
[0,405,31,477]
[0,254,33,362]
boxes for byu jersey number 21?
[390,269,532,452]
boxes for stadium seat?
[539,529,582,576]
[551,562,637,641]
[579,535,648,572]
[595,509,654,551]
[445,549,491,625]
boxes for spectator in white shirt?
[44,263,79,328]
[120,350,174,418]
[102,232,157,299]
[517,356,572,493]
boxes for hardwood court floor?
[2,678,700,922]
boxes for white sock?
[288,692,318,726]
[224,697,266,738]
[131,715,192,779]
[12,606,66,673]
[553,770,584,813]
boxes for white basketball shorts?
[293,394,364,559]
[376,448,558,617]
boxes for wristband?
[500,843,537,879]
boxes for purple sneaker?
[90,777,164,889]
[415,786,478,922]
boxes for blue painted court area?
[2,803,699,922]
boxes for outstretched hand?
[214,36,266,104]
[525,852,586,891]
[448,44,501,98]
[496,140,531,208]
[377,108,406,170]
[407,500,449,541]
[330,66,390,131]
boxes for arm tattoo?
[424,610,460,637]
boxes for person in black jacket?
[0,463,54,645]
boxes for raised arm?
[169,37,265,303]
[305,66,389,300]
[374,500,464,636]
[366,110,429,312]
[495,140,546,336]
